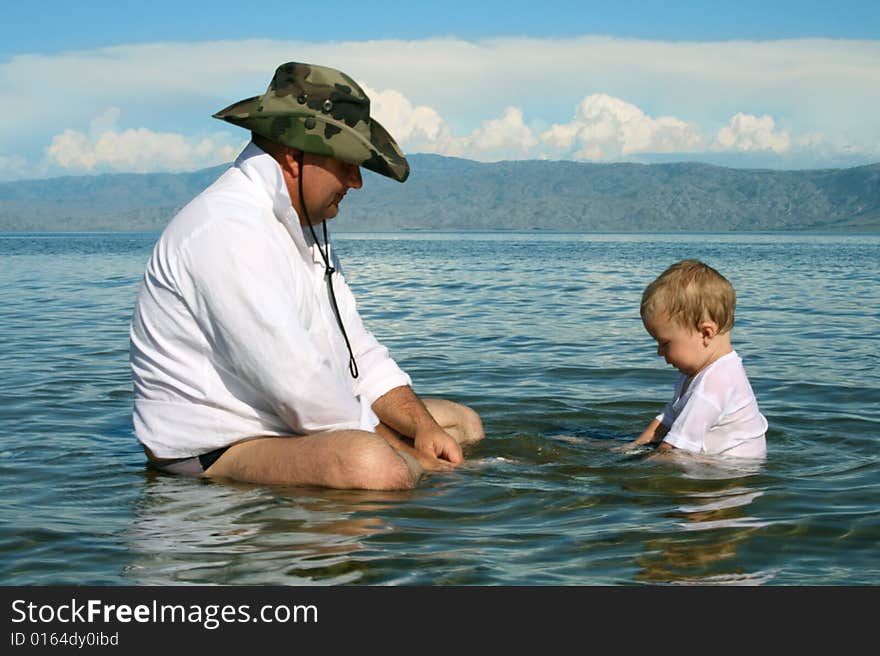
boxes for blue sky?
[2,1,879,179]
[5,1,880,52]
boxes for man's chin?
[306,208,338,224]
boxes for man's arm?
[372,386,464,465]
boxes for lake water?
[1,230,878,585]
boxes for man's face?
[299,153,363,224]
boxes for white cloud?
[713,113,791,154]
[794,131,872,158]
[366,85,537,161]
[89,107,122,137]
[362,85,454,150]
[541,94,703,160]
[0,153,28,178]
[790,131,880,167]
[1,35,878,175]
[450,107,538,158]
[44,108,243,174]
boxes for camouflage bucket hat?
[213,62,410,182]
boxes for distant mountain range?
[1,154,878,232]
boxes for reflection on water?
[633,455,775,585]
[123,471,411,585]
[2,231,879,585]
[550,434,775,585]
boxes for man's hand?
[372,385,466,470]
[414,425,463,465]
[373,422,457,472]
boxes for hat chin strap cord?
[298,166,360,379]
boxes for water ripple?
[2,231,879,584]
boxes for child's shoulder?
[707,350,744,375]
[699,350,755,395]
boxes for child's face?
[643,313,713,376]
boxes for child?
[630,259,767,458]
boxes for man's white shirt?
[130,143,411,458]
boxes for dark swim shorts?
[148,446,230,477]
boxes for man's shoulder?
[195,165,264,206]
[168,168,270,231]
[147,195,271,283]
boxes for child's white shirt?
[659,350,767,458]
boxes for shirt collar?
[234,141,313,257]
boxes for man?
[130,62,483,490]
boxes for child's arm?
[635,417,669,445]
[617,417,670,451]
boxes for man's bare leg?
[421,399,485,445]
[204,430,423,490]
[204,399,483,490]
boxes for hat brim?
[213,96,410,182]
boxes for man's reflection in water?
[122,469,416,585]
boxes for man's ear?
[279,148,301,179]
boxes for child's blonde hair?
[641,259,736,333]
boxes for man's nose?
[348,165,362,189]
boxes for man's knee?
[347,436,422,490]
[426,399,485,444]
[456,403,485,444]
